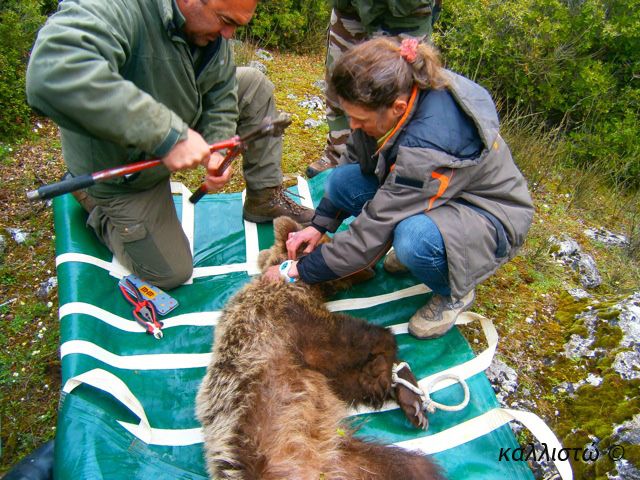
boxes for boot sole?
[408,290,476,339]
[242,212,274,224]
[242,212,312,227]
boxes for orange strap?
[375,84,419,156]
[427,170,451,211]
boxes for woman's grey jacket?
[298,71,534,300]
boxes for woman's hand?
[286,226,323,260]
[263,261,300,282]
[263,265,283,282]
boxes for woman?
[267,37,534,339]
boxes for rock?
[485,357,518,405]
[563,309,599,359]
[584,227,629,248]
[567,288,592,300]
[247,60,267,74]
[616,292,640,349]
[254,49,273,62]
[0,234,5,258]
[612,292,640,380]
[575,253,602,288]
[6,228,28,244]
[298,95,324,112]
[303,118,324,128]
[585,373,603,387]
[613,350,640,380]
[613,414,640,445]
[313,79,327,91]
[549,235,602,288]
[608,459,640,480]
[549,235,581,257]
[527,440,561,480]
[36,277,58,300]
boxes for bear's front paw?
[358,354,391,408]
[394,366,429,430]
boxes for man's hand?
[162,128,211,171]
[203,151,233,192]
[286,226,323,260]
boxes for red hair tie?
[399,38,419,64]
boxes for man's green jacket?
[331,0,436,36]
[26,0,238,198]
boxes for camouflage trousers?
[321,8,435,164]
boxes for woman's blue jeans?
[325,164,451,296]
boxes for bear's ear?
[257,216,304,272]
[273,216,303,247]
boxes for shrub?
[242,0,330,52]
[0,0,47,140]
[434,0,640,189]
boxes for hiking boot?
[383,250,409,274]
[408,290,476,339]
[306,156,338,178]
[243,186,315,225]
[62,172,96,213]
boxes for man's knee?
[236,66,275,111]
[132,253,193,291]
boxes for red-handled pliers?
[119,279,164,339]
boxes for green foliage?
[0,0,47,140]
[434,0,640,189]
[243,0,331,52]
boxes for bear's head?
[258,216,375,292]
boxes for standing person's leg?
[306,9,367,178]
[389,214,474,339]
[236,67,314,225]
[86,180,193,290]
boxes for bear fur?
[196,217,444,480]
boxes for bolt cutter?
[26,113,292,205]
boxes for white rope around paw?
[392,362,470,414]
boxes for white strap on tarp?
[242,189,261,276]
[58,284,429,334]
[172,182,195,284]
[397,407,573,480]
[59,302,220,332]
[296,175,314,209]
[58,253,255,282]
[61,368,152,444]
[326,284,429,312]
[56,179,314,281]
[61,369,572,479]
[60,340,211,370]
[57,289,491,372]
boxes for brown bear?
[196,216,444,480]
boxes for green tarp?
[52,173,567,479]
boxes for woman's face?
[339,98,408,139]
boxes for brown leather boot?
[243,186,315,225]
[306,156,338,178]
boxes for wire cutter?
[119,279,164,339]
